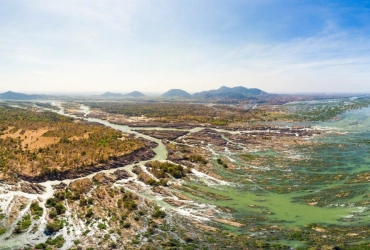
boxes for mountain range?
[0,86,267,100]
[0,91,45,100]
[193,86,267,99]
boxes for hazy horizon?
[1,1,370,93]
[2,88,370,97]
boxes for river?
[1,100,370,249]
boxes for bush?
[85,208,94,218]
[152,207,166,219]
[189,154,208,164]
[46,235,65,247]
[122,222,131,228]
[55,202,66,215]
[14,214,32,234]
[30,202,43,218]
[49,208,57,219]
[35,243,47,249]
[217,158,228,168]
[46,198,57,207]
[146,161,186,179]
[124,200,137,211]
[46,219,63,234]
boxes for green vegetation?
[122,192,138,211]
[146,161,187,179]
[34,243,48,249]
[284,97,370,121]
[3,97,370,249]
[122,222,131,228]
[30,201,43,219]
[0,213,6,220]
[217,158,228,168]
[34,102,60,110]
[46,198,66,215]
[152,207,166,219]
[45,235,65,248]
[83,102,273,125]
[189,154,208,164]
[14,214,32,234]
[46,219,64,234]
[239,154,257,160]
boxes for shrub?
[152,207,166,219]
[85,208,94,218]
[46,219,63,234]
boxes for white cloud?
[1,1,370,94]
[27,0,139,31]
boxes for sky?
[1,0,370,94]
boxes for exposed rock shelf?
[18,142,157,182]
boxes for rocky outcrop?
[176,128,228,147]
[132,165,142,175]
[52,182,67,190]
[137,172,153,184]
[20,182,46,194]
[134,129,188,140]
[114,169,131,180]
[18,142,157,182]
[92,173,115,185]
[69,178,93,194]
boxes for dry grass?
[70,132,90,141]
[0,128,60,150]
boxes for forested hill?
[161,89,191,98]
[123,91,146,98]
[193,86,267,99]
[0,91,45,100]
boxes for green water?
[183,105,370,232]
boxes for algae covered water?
[181,104,370,233]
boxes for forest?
[0,104,145,180]
[83,101,281,125]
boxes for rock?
[114,169,131,180]
[38,197,44,202]
[132,165,142,175]
[176,128,228,147]
[20,182,46,194]
[92,173,114,185]
[69,178,93,194]
[18,144,156,182]
[162,198,184,207]
[137,172,153,183]
[52,182,67,190]
[133,129,188,140]
[152,186,172,196]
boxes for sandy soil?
[1,128,60,150]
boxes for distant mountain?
[100,92,123,98]
[0,91,44,100]
[193,86,267,99]
[161,89,191,98]
[123,91,146,98]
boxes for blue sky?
[1,0,370,94]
